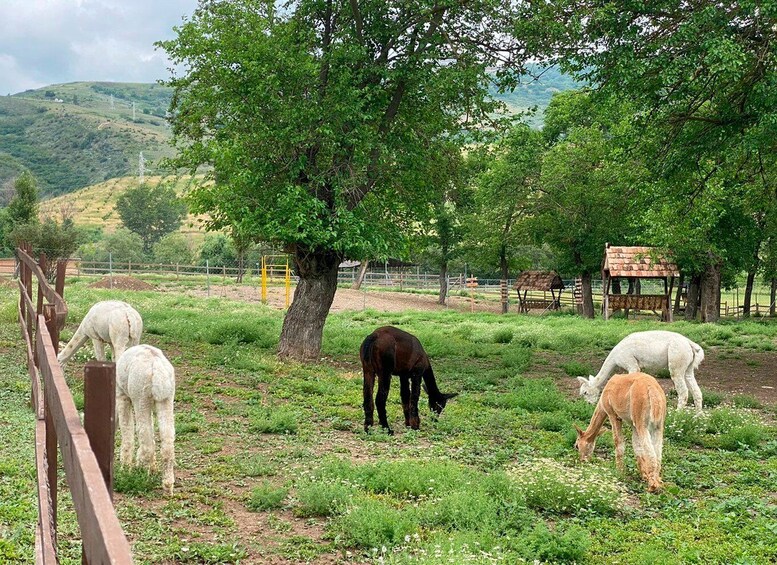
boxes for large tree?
[159,0,530,359]
[530,0,777,321]
[0,171,39,254]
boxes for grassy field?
[1,280,776,564]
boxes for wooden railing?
[16,246,133,564]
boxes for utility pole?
[138,152,146,185]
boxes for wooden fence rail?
[16,246,132,564]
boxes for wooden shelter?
[513,271,565,313]
[602,244,679,321]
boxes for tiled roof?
[603,244,679,278]
[513,271,565,291]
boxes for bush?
[559,361,592,377]
[731,394,763,409]
[492,327,514,344]
[718,424,765,451]
[507,458,626,516]
[328,498,417,549]
[249,406,299,435]
[538,411,570,432]
[295,480,357,517]
[700,388,725,408]
[247,481,288,511]
[523,522,590,563]
[417,489,499,531]
[153,232,194,265]
[664,409,706,445]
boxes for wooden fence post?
[43,305,59,540]
[83,361,117,497]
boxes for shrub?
[114,466,160,495]
[359,460,470,498]
[731,394,763,409]
[522,522,590,563]
[699,388,725,408]
[664,409,706,445]
[492,327,514,344]
[718,424,765,451]
[295,480,357,517]
[538,411,570,432]
[559,361,592,377]
[241,456,277,477]
[249,406,299,434]
[247,481,288,511]
[507,458,627,516]
[417,489,499,531]
[329,498,417,549]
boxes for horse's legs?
[408,373,422,430]
[376,371,393,434]
[400,375,411,427]
[362,370,376,432]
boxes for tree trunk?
[581,271,595,319]
[700,258,721,323]
[499,247,509,314]
[236,250,245,283]
[278,247,342,360]
[743,269,756,317]
[438,262,448,305]
[673,273,685,315]
[770,278,776,316]
[685,274,701,321]
[352,260,369,290]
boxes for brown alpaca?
[574,372,666,492]
[360,326,457,434]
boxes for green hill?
[0,82,175,197]
[1,71,579,199]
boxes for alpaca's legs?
[610,416,626,472]
[362,371,375,432]
[57,332,90,365]
[399,376,411,427]
[673,374,690,409]
[156,398,175,495]
[92,339,107,362]
[117,392,135,467]
[650,423,664,476]
[375,371,393,434]
[408,374,422,430]
[633,431,662,491]
[685,372,703,412]
[134,398,157,470]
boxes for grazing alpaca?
[116,344,176,494]
[360,326,457,434]
[575,372,666,492]
[577,330,704,411]
[58,300,143,365]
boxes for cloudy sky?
[0,0,200,95]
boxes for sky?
[0,0,200,96]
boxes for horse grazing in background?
[360,326,457,434]
[574,372,666,493]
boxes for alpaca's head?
[429,392,458,416]
[573,424,606,461]
[577,376,600,404]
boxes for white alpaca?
[58,301,143,365]
[116,344,176,495]
[575,372,666,492]
[577,330,704,411]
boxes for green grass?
[1,280,777,563]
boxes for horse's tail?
[360,333,379,370]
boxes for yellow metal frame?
[261,256,292,308]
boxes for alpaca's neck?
[583,404,608,439]
[592,355,619,389]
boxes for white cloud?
[0,0,198,94]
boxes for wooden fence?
[16,245,133,564]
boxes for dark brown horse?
[360,326,457,434]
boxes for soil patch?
[542,348,777,406]
[88,275,155,291]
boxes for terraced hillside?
[38,175,209,243]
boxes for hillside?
[38,175,209,244]
[0,82,175,197]
[1,71,579,200]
